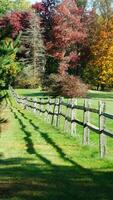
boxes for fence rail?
[9,86,113,158]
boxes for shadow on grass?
[0,156,113,200]
[22,92,47,97]
[2,95,113,200]
[10,107,53,167]
[87,93,113,99]
[16,108,78,166]
[10,106,83,169]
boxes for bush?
[16,76,40,89]
[44,73,88,97]
[15,66,40,88]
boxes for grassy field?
[0,90,113,200]
[16,88,113,98]
[15,88,113,157]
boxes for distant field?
[87,90,113,99]
[16,88,113,99]
[16,88,113,114]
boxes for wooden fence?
[9,86,113,158]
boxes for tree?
[0,36,21,88]
[42,0,88,97]
[0,11,30,39]
[0,0,30,16]
[92,0,113,20]
[84,17,113,90]
[46,0,87,75]
[0,0,13,16]
[12,0,30,11]
[76,0,88,8]
[20,11,46,79]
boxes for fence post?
[71,98,77,137]
[52,98,58,127]
[57,97,63,128]
[64,99,71,133]
[27,97,31,111]
[99,101,106,158]
[23,97,27,109]
[83,99,90,145]
[39,98,42,116]
[40,98,43,116]
[47,98,51,123]
[45,97,49,121]
[33,97,37,113]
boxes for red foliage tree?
[0,11,30,39]
[46,0,87,75]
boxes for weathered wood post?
[45,97,49,121]
[41,98,43,117]
[25,97,28,109]
[27,97,31,111]
[23,97,27,109]
[47,97,51,123]
[39,98,42,116]
[57,97,63,128]
[33,97,37,113]
[55,98,61,127]
[64,99,70,133]
[99,101,106,158]
[71,98,77,137]
[52,98,58,126]
[83,99,90,145]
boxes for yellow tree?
[12,0,30,11]
[85,17,113,90]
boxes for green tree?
[0,0,13,16]
[0,36,21,88]
[0,0,30,16]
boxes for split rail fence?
[9,86,113,158]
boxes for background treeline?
[0,0,113,97]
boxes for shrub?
[15,66,40,89]
[44,73,88,97]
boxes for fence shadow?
[1,94,113,200]
[22,92,47,97]
[10,107,53,167]
[13,107,79,167]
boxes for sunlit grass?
[0,90,113,200]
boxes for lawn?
[0,90,113,200]
[16,88,113,99]
[15,88,113,157]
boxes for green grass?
[15,88,113,154]
[87,90,113,99]
[16,88,113,99]
[0,90,113,200]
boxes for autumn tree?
[84,17,113,90]
[46,0,87,75]
[0,11,30,39]
[12,0,30,11]
[92,0,113,20]
[41,0,88,97]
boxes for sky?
[28,0,42,3]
